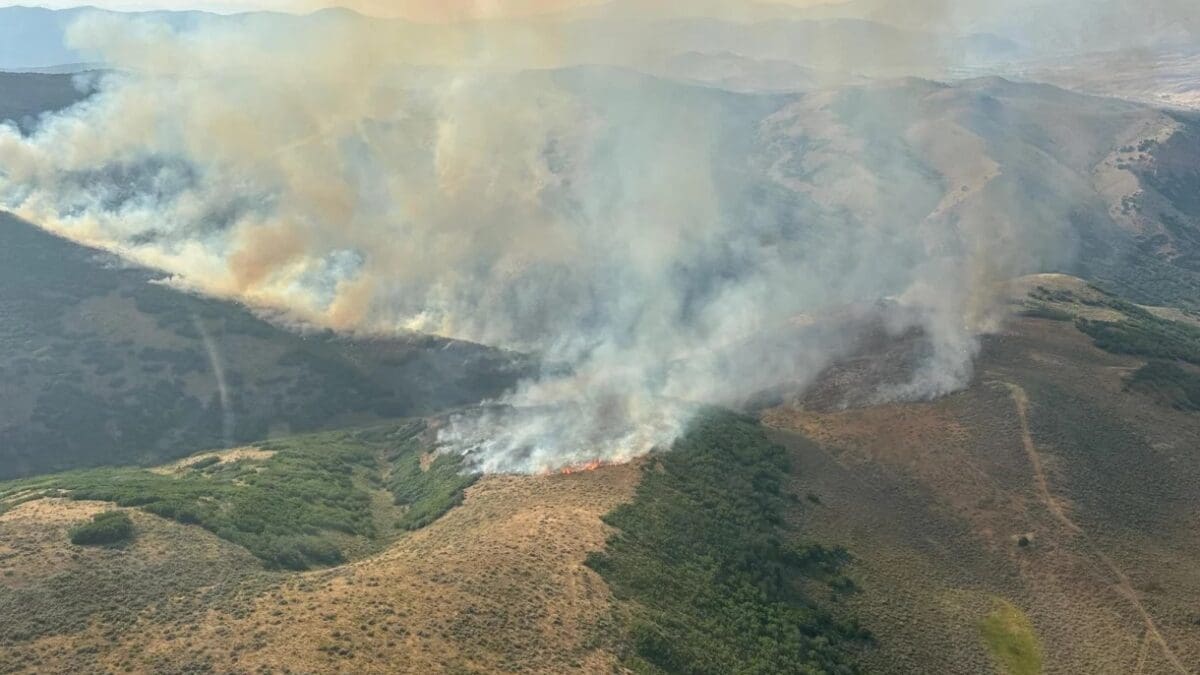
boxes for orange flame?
[558,459,605,475]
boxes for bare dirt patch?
[149,446,276,475]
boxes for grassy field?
[1,459,644,673]
[980,599,1043,675]
[0,499,271,673]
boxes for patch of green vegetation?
[979,599,1042,675]
[68,510,134,546]
[1018,304,1073,322]
[380,423,478,531]
[1126,361,1200,411]
[1075,298,1200,364]
[1,422,470,570]
[587,410,869,675]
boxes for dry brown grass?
[3,465,639,674]
[149,446,277,475]
[0,499,112,587]
[764,314,1200,674]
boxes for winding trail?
[1003,382,1190,675]
[1006,383,1081,535]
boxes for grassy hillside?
[0,421,473,570]
[1021,278,1200,411]
[6,280,1200,672]
[0,214,526,479]
[0,435,642,673]
[762,280,1200,673]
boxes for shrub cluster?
[7,423,471,570]
[587,410,869,674]
[1126,361,1200,411]
[384,423,478,531]
[69,511,134,546]
[1075,299,1200,364]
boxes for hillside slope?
[0,450,639,673]
[0,71,92,133]
[3,278,1200,673]
[751,77,1200,310]
[764,276,1200,673]
[0,213,526,479]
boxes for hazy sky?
[1,0,837,18]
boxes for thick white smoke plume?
[0,7,1070,472]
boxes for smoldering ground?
[0,3,1092,471]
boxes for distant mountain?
[2,62,105,74]
[0,71,95,132]
[554,17,1020,75]
[548,0,816,22]
[0,5,1017,78]
[0,6,224,69]
[545,68,1200,310]
[632,50,824,93]
[744,75,1200,308]
[800,0,1200,54]
[0,5,303,70]
[5,65,1200,479]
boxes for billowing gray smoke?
[0,8,1074,472]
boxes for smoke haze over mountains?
[0,2,1190,470]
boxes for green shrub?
[1018,305,1073,321]
[387,425,477,531]
[1126,361,1200,410]
[8,422,465,570]
[587,410,868,674]
[187,456,222,471]
[1075,299,1200,364]
[69,511,134,546]
[979,599,1043,675]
